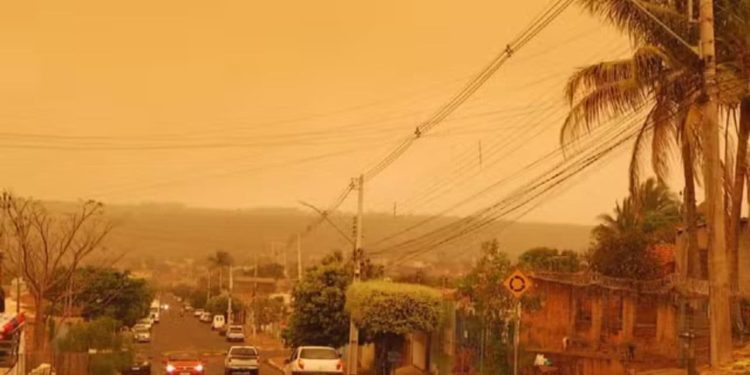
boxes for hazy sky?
[0,0,667,225]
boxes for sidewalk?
[249,331,285,351]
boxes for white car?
[194,308,205,317]
[133,325,151,343]
[200,312,212,323]
[285,346,343,375]
[226,325,245,342]
[212,315,226,331]
[137,317,154,330]
[224,346,259,375]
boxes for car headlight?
[195,364,204,372]
[166,364,175,372]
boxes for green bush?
[346,281,441,335]
[205,295,245,316]
[57,317,127,352]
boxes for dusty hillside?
[46,202,592,266]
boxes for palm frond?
[628,107,657,197]
[650,98,677,182]
[562,79,650,145]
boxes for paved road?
[135,297,287,375]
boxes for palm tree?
[564,0,750,365]
[208,250,234,292]
[593,178,681,242]
[590,178,681,279]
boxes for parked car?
[137,317,154,330]
[185,305,194,312]
[121,353,151,375]
[194,308,205,317]
[224,346,259,375]
[225,325,245,342]
[284,346,343,375]
[212,315,226,331]
[164,351,205,374]
[133,325,151,343]
[200,312,212,323]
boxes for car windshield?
[134,327,148,333]
[230,348,257,358]
[300,348,338,360]
[229,327,243,332]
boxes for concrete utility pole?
[699,0,732,366]
[227,265,233,324]
[297,234,303,280]
[252,251,258,342]
[347,175,364,375]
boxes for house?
[521,272,686,374]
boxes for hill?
[73,202,593,267]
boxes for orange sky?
[0,0,667,225]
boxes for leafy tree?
[518,247,581,273]
[347,281,441,375]
[283,251,351,348]
[205,295,245,317]
[457,240,514,323]
[57,317,131,375]
[58,267,155,327]
[456,240,514,375]
[589,178,680,279]
[251,296,286,329]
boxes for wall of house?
[408,332,428,371]
[522,281,574,351]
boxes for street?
[139,297,288,375]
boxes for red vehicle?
[164,352,205,374]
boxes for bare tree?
[0,193,113,351]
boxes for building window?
[575,295,592,332]
[605,293,623,334]
[634,295,657,339]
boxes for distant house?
[232,276,279,299]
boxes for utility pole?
[347,175,364,375]
[252,251,258,342]
[699,0,732,366]
[227,265,233,325]
[206,269,212,303]
[283,242,289,279]
[297,234,303,280]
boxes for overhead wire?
[374,76,747,263]
[383,41,632,216]
[287,0,578,247]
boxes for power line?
[288,0,577,248]
[372,76,746,263]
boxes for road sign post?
[503,270,532,375]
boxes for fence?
[25,352,89,375]
[24,351,129,375]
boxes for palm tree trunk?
[729,99,750,291]
[681,133,702,279]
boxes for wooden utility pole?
[699,0,732,366]
[347,175,364,375]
